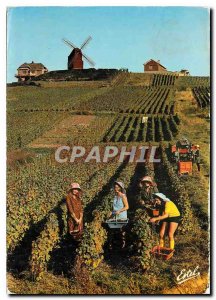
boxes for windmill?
[62,36,95,70]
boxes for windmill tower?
[62,36,95,70]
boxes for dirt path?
[7,149,35,166]
[28,115,95,149]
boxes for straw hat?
[140,176,153,185]
[71,182,82,190]
[114,181,126,194]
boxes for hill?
[6,72,210,294]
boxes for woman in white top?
[110,181,129,220]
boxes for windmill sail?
[80,36,92,50]
[62,38,78,49]
[82,52,95,67]
[62,36,95,69]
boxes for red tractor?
[171,138,200,176]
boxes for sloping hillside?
[7,73,210,294]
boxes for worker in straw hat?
[108,181,129,249]
[149,193,181,250]
[66,182,83,241]
[136,175,158,207]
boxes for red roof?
[143,59,167,69]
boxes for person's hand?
[71,214,79,224]
[77,218,82,225]
[74,217,79,224]
[149,218,157,223]
[115,210,120,215]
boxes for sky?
[7,6,210,82]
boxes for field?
[7,73,210,294]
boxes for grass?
[175,76,210,88]
[174,89,210,229]
[123,73,153,86]
[7,228,209,294]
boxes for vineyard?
[192,87,210,108]
[102,114,180,142]
[7,111,67,150]
[152,74,178,86]
[75,86,175,114]
[7,73,210,294]
[6,147,197,271]
[7,85,107,112]
[175,76,210,88]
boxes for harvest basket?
[105,218,128,229]
[150,246,175,260]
